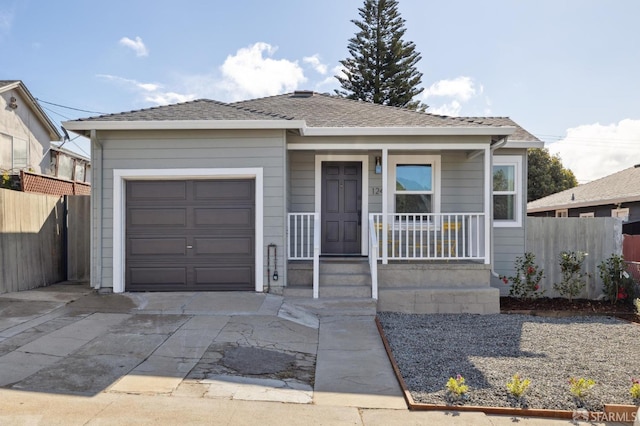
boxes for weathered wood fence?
[0,189,89,293]
[526,217,623,299]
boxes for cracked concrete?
[0,282,403,410]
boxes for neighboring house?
[528,165,640,234]
[0,80,90,195]
[63,91,542,314]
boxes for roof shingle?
[527,165,640,211]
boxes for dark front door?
[321,162,362,254]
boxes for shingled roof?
[528,165,640,212]
[72,99,292,122]
[67,91,540,142]
[231,91,502,129]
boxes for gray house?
[63,91,542,314]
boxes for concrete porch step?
[377,286,499,314]
[283,285,372,298]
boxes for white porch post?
[382,148,389,264]
[484,147,491,264]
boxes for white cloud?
[427,101,462,116]
[548,119,640,183]
[119,36,149,57]
[97,74,195,105]
[98,41,320,105]
[423,76,477,102]
[216,42,306,101]
[314,65,342,91]
[303,54,328,75]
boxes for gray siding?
[492,148,528,294]
[441,151,484,213]
[95,129,286,290]
[288,151,315,212]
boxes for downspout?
[489,137,508,278]
[90,129,103,290]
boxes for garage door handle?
[186,245,193,249]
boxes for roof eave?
[62,119,307,135]
[502,140,545,149]
[300,126,517,137]
[4,81,62,141]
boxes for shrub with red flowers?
[501,252,545,299]
[553,251,590,302]
[598,254,639,305]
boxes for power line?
[35,98,107,115]
[40,105,72,121]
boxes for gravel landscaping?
[377,312,640,411]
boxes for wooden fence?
[0,189,89,293]
[526,217,623,299]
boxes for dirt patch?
[500,297,639,323]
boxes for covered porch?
[284,140,499,312]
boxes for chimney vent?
[292,90,314,98]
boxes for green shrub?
[501,252,545,299]
[553,251,589,301]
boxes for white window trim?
[555,209,568,217]
[314,154,369,255]
[387,154,441,214]
[112,168,264,294]
[493,155,522,227]
[579,212,595,218]
[0,132,29,171]
[612,207,629,222]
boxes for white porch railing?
[370,213,486,262]
[287,213,320,298]
[287,213,316,260]
[368,216,379,300]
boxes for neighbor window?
[388,155,440,214]
[493,156,522,227]
[555,209,568,217]
[611,208,629,222]
[0,133,28,170]
[579,212,594,218]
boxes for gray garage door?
[125,179,255,291]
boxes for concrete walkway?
[0,283,626,425]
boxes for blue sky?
[2,0,639,183]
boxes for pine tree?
[335,0,424,109]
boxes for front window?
[395,164,432,213]
[493,156,522,227]
[388,155,440,214]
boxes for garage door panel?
[195,237,253,256]
[129,181,187,200]
[129,208,187,227]
[195,266,253,289]
[129,267,187,286]
[129,238,187,256]
[194,180,253,201]
[194,207,253,227]
[125,179,255,292]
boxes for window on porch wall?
[493,155,522,227]
[388,155,441,214]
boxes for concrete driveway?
[0,283,621,425]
